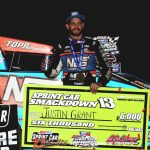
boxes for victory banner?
[22,85,149,150]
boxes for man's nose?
[74,23,79,29]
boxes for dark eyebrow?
[69,20,83,24]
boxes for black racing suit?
[43,36,112,86]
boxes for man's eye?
[70,23,75,25]
[70,22,77,26]
[70,22,82,25]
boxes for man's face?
[66,18,85,36]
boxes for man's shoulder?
[53,36,100,49]
[84,36,94,41]
[84,36,100,46]
[55,38,69,50]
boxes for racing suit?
[43,36,112,86]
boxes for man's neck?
[70,34,83,40]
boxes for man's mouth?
[73,29,80,32]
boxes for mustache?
[72,28,81,31]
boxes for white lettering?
[2,76,62,104]
[1,111,7,123]
[8,130,17,145]
[1,147,9,150]
[0,130,17,146]
[3,76,22,102]
[6,41,30,49]
[67,56,89,68]
[63,94,80,100]
[0,132,7,146]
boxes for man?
[42,11,112,93]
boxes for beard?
[69,28,83,36]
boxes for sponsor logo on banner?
[106,134,141,145]
[72,131,97,147]
[0,36,53,54]
[32,131,68,148]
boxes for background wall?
[0,0,149,82]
